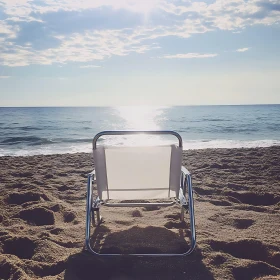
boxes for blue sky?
[0,0,279,106]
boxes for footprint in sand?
[2,236,36,259]
[131,210,143,217]
[18,206,55,226]
[32,261,66,278]
[58,185,69,191]
[10,171,33,177]
[0,261,25,280]
[115,220,134,226]
[142,205,160,211]
[233,218,255,229]
[209,253,227,266]
[164,213,181,220]
[6,191,41,205]
[50,228,63,235]
[209,199,232,206]
[209,239,280,269]
[232,262,280,280]
[63,211,76,223]
[224,191,280,206]
[50,204,62,212]
[164,221,185,229]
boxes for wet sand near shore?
[0,146,280,279]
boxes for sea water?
[0,105,279,156]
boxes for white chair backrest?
[94,145,182,200]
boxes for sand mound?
[0,147,280,279]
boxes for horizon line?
[0,103,279,108]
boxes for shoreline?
[1,144,280,158]
[0,146,280,279]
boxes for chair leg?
[186,173,196,253]
[178,170,196,254]
[92,196,102,226]
[180,207,185,221]
[180,203,189,222]
[91,207,102,226]
[179,185,188,222]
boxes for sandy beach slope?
[0,146,280,280]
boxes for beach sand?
[0,146,280,280]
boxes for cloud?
[163,53,218,59]
[0,0,279,66]
[79,65,101,68]
[0,28,161,66]
[0,21,18,38]
[30,7,143,35]
[0,0,161,19]
[0,76,11,78]
[236,47,250,52]
[160,0,280,30]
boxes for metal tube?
[103,201,176,207]
[92,130,183,150]
[85,173,93,251]
[185,173,196,254]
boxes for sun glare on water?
[110,106,168,146]
[117,106,164,130]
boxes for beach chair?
[85,131,196,256]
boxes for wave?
[170,118,231,123]
[267,124,280,130]
[0,136,54,146]
[1,139,279,157]
[0,125,56,131]
[212,127,259,133]
[183,139,280,150]
[201,118,230,122]
[62,138,96,143]
[0,136,105,146]
[19,126,43,131]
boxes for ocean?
[0,105,279,156]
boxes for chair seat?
[94,145,182,200]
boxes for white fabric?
[93,147,108,199]
[94,145,182,200]
[170,145,183,198]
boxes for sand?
[0,146,280,280]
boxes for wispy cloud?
[163,53,218,59]
[79,65,101,68]
[236,47,250,52]
[0,76,11,79]
[0,28,161,66]
[0,0,279,67]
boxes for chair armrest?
[181,166,191,175]
[88,170,95,177]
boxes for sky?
[0,0,280,106]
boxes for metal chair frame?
[85,131,196,256]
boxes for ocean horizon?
[0,104,279,156]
